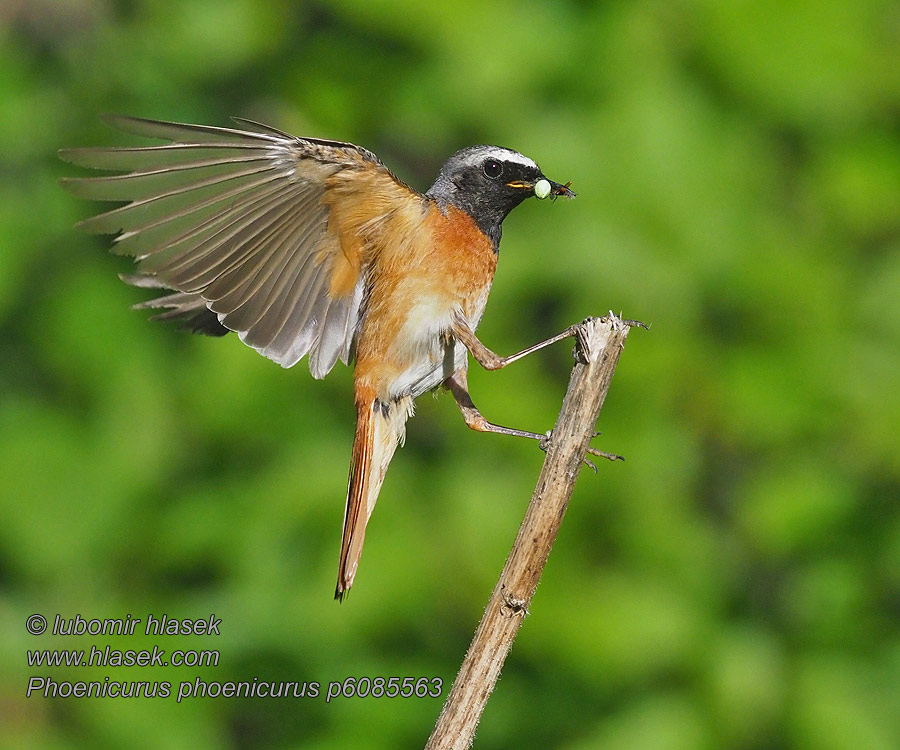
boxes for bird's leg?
[446,324,625,464]
[446,369,620,466]
[451,312,576,371]
[445,368,548,441]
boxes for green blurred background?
[2,0,899,748]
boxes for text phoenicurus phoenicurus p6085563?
[60,116,580,599]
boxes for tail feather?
[335,393,413,600]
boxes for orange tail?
[335,392,413,600]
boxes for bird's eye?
[482,159,503,178]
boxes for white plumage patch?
[460,146,539,173]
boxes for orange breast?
[353,202,497,400]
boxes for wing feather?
[257,247,331,360]
[59,143,270,171]
[156,183,304,288]
[209,210,318,327]
[61,115,423,371]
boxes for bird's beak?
[508,178,576,200]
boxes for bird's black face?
[426,145,574,247]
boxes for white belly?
[388,288,490,400]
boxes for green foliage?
[1,1,898,747]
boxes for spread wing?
[60,115,424,375]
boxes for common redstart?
[60,116,578,599]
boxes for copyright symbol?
[26,614,47,635]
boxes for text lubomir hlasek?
[51,613,221,637]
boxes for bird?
[59,115,577,599]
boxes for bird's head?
[426,145,574,246]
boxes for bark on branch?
[425,313,635,750]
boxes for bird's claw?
[586,446,624,462]
[539,430,622,468]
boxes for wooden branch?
[425,314,634,750]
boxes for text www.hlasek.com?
[28,645,219,668]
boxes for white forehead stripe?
[465,146,539,171]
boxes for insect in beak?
[546,180,575,199]
[527,178,575,200]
